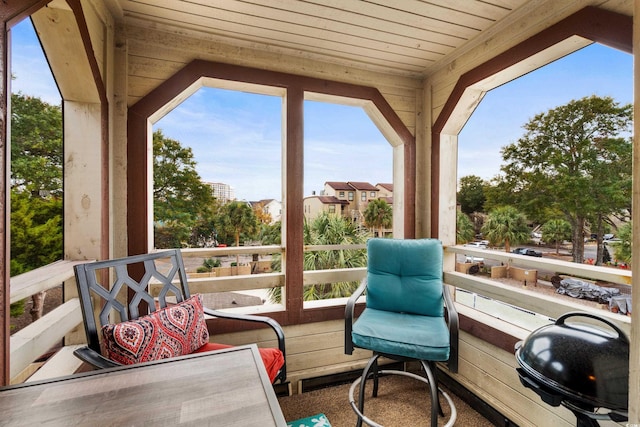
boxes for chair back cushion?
[101,294,209,365]
[366,238,444,317]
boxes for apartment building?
[303,195,350,220]
[376,183,393,198]
[251,199,282,224]
[206,182,235,204]
[303,181,393,227]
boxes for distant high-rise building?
[206,182,235,204]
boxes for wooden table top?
[0,344,287,426]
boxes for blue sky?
[10,18,633,201]
[459,43,633,181]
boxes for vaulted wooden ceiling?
[109,0,541,78]
[109,1,633,78]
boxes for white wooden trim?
[10,260,87,304]
[10,299,83,380]
[25,345,84,383]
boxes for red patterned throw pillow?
[102,294,210,365]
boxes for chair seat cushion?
[352,308,450,361]
[194,343,284,383]
[101,294,209,365]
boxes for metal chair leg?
[426,361,444,416]
[356,354,381,427]
[420,360,440,427]
[371,355,380,398]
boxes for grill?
[515,312,629,427]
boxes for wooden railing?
[9,260,87,382]
[445,245,632,336]
[9,243,631,386]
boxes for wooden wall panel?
[212,319,372,394]
[454,331,576,427]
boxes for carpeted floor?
[278,374,494,426]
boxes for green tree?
[10,92,63,271]
[303,213,368,300]
[612,221,631,265]
[268,213,367,303]
[258,221,282,246]
[481,206,530,253]
[10,191,62,274]
[255,221,282,273]
[153,129,214,247]
[217,201,259,265]
[10,93,64,322]
[457,175,486,214]
[541,219,571,255]
[495,96,632,263]
[196,257,221,273]
[11,93,63,196]
[218,201,259,248]
[456,211,475,244]
[154,222,192,249]
[363,198,392,237]
[188,198,223,248]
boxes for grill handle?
[556,312,629,344]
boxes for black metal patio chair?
[73,249,286,384]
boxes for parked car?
[512,247,542,257]
[464,241,488,249]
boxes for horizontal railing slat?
[447,245,632,285]
[10,298,82,380]
[10,260,89,304]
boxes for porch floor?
[278,371,496,426]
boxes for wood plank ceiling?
[115,0,530,78]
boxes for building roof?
[254,199,277,205]
[376,183,393,192]
[305,195,350,205]
[325,181,353,191]
[348,182,378,191]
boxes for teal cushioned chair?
[345,238,458,427]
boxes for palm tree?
[613,221,631,265]
[363,198,392,237]
[456,211,475,244]
[197,257,221,273]
[541,219,571,255]
[218,201,259,264]
[481,206,530,253]
[268,212,368,303]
